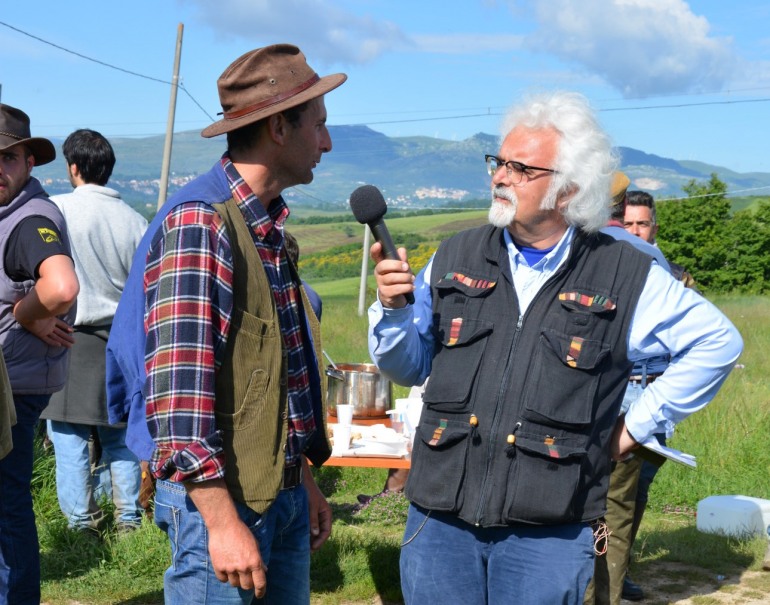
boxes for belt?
[628,373,663,384]
[282,464,303,490]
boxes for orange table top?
[324,455,411,469]
[324,414,411,469]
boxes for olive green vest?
[213,197,329,514]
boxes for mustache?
[492,185,516,203]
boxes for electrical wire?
[3,19,770,130]
[0,20,215,122]
[3,20,768,206]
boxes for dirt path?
[43,562,770,604]
[327,562,770,604]
[628,562,770,604]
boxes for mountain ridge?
[31,125,770,214]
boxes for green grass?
[288,210,487,255]
[34,292,770,604]
[646,296,770,509]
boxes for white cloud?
[180,0,407,65]
[522,0,739,97]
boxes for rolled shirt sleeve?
[144,203,233,483]
[624,262,743,442]
[368,257,436,387]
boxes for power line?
[658,184,770,202]
[0,20,169,84]
[601,98,770,113]
[5,19,769,132]
[351,96,770,127]
[179,83,216,122]
[0,20,215,122]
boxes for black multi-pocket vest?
[406,225,652,527]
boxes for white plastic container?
[696,495,770,538]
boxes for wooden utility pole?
[157,23,184,209]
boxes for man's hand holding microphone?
[350,184,415,308]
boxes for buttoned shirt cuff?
[151,432,226,484]
[623,390,668,444]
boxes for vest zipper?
[473,313,524,526]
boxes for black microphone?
[349,184,414,305]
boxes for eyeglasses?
[484,154,559,184]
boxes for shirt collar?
[504,225,576,272]
[220,153,290,242]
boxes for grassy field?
[33,289,769,604]
[31,201,770,603]
[287,209,488,255]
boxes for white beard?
[488,186,518,228]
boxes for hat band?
[0,131,24,141]
[223,73,321,120]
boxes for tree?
[656,174,770,293]
[719,201,770,293]
[656,173,731,292]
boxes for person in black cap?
[0,103,79,604]
[106,44,346,603]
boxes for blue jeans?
[619,380,643,415]
[400,505,595,605]
[47,420,142,529]
[0,394,51,605]
[154,479,310,605]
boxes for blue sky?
[2,0,769,173]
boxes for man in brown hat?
[106,44,346,603]
[0,103,79,604]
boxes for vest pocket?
[423,317,492,412]
[215,368,270,430]
[523,329,610,426]
[503,433,587,524]
[406,418,470,511]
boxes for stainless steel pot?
[326,363,392,418]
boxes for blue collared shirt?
[368,227,743,444]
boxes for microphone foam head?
[349,185,387,224]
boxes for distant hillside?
[32,126,770,215]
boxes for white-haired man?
[367,91,742,604]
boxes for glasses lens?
[508,162,526,184]
[486,156,499,177]
[485,156,527,183]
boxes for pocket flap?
[514,434,587,459]
[541,329,609,371]
[558,290,616,313]
[437,317,493,348]
[435,270,498,298]
[416,419,469,450]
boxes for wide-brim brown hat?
[0,104,56,166]
[202,43,347,139]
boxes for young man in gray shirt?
[42,129,148,534]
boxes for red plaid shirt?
[146,155,317,483]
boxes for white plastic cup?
[336,404,354,426]
[394,398,423,437]
[392,398,410,435]
[331,424,352,455]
